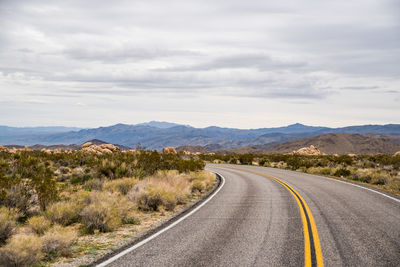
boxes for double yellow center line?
[228,167,324,267]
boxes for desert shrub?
[41,225,77,259]
[190,171,215,193]
[84,178,104,191]
[334,168,351,177]
[80,192,129,233]
[122,211,141,225]
[74,190,92,206]
[2,182,34,217]
[0,233,43,267]
[69,174,92,185]
[389,178,400,191]
[0,207,20,244]
[116,162,129,178]
[80,202,121,233]
[98,159,117,179]
[191,180,205,192]
[104,178,137,195]
[27,215,51,235]
[353,168,373,183]
[45,201,81,226]
[371,171,391,185]
[306,167,334,176]
[135,185,177,211]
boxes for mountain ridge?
[1,122,400,151]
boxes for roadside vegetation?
[200,153,400,194]
[0,149,214,266]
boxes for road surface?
[101,164,400,267]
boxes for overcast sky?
[0,0,399,129]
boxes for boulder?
[292,145,322,155]
[162,147,177,154]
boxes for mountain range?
[1,122,400,153]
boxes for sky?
[0,0,399,129]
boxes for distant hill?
[175,145,208,153]
[0,126,81,135]
[1,122,400,151]
[6,139,131,151]
[135,121,189,129]
[267,133,400,155]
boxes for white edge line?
[330,177,400,203]
[96,172,226,267]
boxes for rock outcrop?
[292,145,322,155]
[81,142,120,154]
[162,147,177,154]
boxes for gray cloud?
[156,54,308,72]
[0,0,399,127]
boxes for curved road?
[103,164,400,266]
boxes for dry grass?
[27,215,51,235]
[0,207,19,244]
[104,177,137,195]
[0,233,43,267]
[42,225,77,259]
[45,201,81,226]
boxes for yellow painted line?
[226,167,324,267]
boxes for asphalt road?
[103,164,400,267]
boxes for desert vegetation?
[200,153,400,194]
[0,149,214,266]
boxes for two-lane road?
[101,164,400,266]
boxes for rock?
[292,145,322,155]
[162,147,177,154]
[81,143,119,155]
[81,142,93,148]
[394,151,400,156]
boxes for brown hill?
[267,133,400,155]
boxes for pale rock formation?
[162,147,177,154]
[292,145,322,155]
[81,143,120,155]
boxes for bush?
[27,215,51,235]
[0,207,19,244]
[135,185,177,211]
[104,178,137,195]
[41,225,77,259]
[45,201,81,226]
[334,168,351,177]
[191,180,205,192]
[84,178,104,191]
[80,192,128,233]
[2,182,34,217]
[0,234,43,267]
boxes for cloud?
[156,53,308,72]
[0,0,399,127]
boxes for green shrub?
[2,182,34,217]
[0,233,43,267]
[27,215,51,235]
[45,201,81,226]
[0,207,20,244]
[41,225,77,259]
